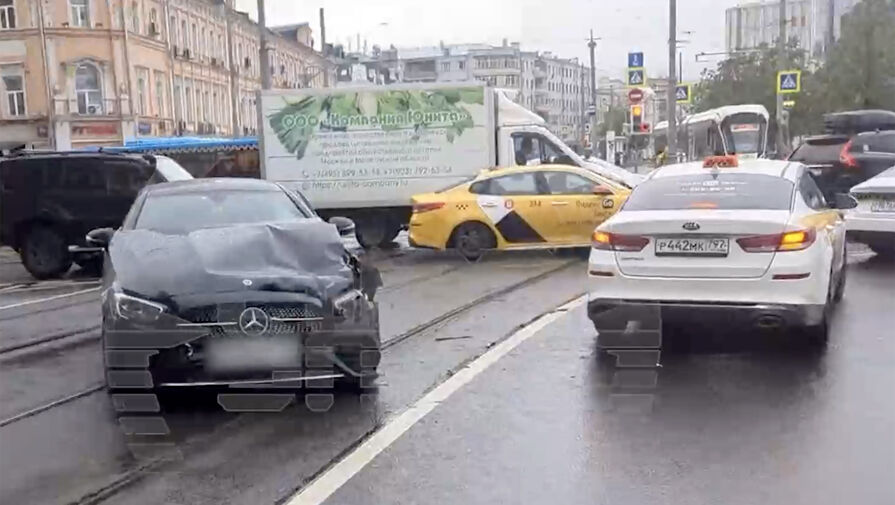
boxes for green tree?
[598,107,627,137]
[693,0,895,137]
[795,0,895,134]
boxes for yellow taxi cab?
[409,164,631,259]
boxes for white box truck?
[258,83,641,247]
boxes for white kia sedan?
[587,156,857,348]
[847,164,895,258]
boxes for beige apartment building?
[0,0,332,149]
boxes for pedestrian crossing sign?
[627,68,646,87]
[675,84,691,104]
[777,70,801,94]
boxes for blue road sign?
[675,84,691,104]
[777,70,801,94]
[628,52,644,68]
[627,68,645,87]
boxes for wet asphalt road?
[0,243,893,505]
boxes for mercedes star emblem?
[682,222,701,231]
[238,307,270,336]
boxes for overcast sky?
[236,0,745,81]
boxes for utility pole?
[667,0,677,158]
[588,30,598,151]
[579,62,586,147]
[826,0,835,55]
[258,0,271,90]
[320,8,329,86]
[776,0,787,156]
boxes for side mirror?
[328,216,356,237]
[592,184,614,196]
[832,193,858,210]
[86,227,115,249]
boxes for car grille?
[177,303,325,336]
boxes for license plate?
[655,237,729,257]
[206,337,302,373]
[870,199,895,212]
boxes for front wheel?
[451,222,496,261]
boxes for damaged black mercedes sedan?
[89,178,382,393]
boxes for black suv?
[0,152,192,279]
[789,130,895,201]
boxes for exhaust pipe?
[755,314,784,329]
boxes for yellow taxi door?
[474,172,562,246]
[542,171,622,245]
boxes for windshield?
[789,138,848,163]
[624,173,794,210]
[152,156,193,181]
[134,189,308,233]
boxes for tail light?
[412,202,445,213]
[592,231,650,252]
[839,140,858,168]
[737,228,816,253]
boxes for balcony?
[53,97,131,117]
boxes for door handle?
[552,201,569,206]
[481,202,497,208]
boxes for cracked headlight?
[112,292,167,323]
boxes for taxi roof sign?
[703,155,739,168]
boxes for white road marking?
[285,294,587,505]
[0,287,101,311]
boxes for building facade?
[725,0,862,58]
[0,0,332,149]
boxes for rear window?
[624,173,794,211]
[850,133,895,153]
[789,138,847,163]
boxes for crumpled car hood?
[109,220,354,304]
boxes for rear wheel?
[868,239,895,259]
[451,222,496,261]
[805,275,833,349]
[833,262,847,303]
[355,218,387,249]
[20,225,72,279]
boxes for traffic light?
[640,122,651,133]
[631,105,643,132]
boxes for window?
[203,90,209,122]
[0,0,15,29]
[211,91,217,125]
[134,190,309,234]
[180,20,187,49]
[184,84,192,122]
[173,80,181,122]
[169,15,176,43]
[441,62,450,72]
[71,0,90,27]
[544,172,597,195]
[799,173,827,210]
[148,8,158,36]
[459,61,465,70]
[1,65,25,117]
[154,71,165,116]
[486,173,541,196]
[75,63,103,114]
[200,27,206,58]
[191,23,198,54]
[136,72,146,115]
[130,1,139,33]
[624,174,795,211]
